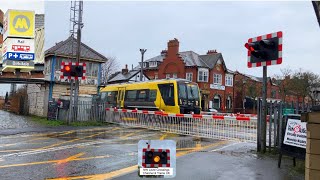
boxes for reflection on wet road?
[0,124,226,180]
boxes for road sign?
[283,108,295,115]
[60,61,86,80]
[3,10,35,40]
[3,52,35,61]
[245,31,283,68]
[138,140,176,178]
[2,38,35,54]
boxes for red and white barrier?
[105,108,257,121]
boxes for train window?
[137,90,148,101]
[106,91,118,102]
[178,84,187,99]
[158,83,175,106]
[126,90,137,101]
[149,90,157,101]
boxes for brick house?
[233,72,282,114]
[142,38,234,112]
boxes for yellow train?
[100,79,201,114]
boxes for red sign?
[12,45,31,52]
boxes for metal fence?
[103,108,258,143]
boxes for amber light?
[153,156,160,163]
[64,66,71,72]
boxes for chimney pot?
[122,64,128,74]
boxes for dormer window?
[143,62,147,68]
[149,61,157,67]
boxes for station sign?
[3,9,35,40]
[2,38,35,54]
[2,59,34,72]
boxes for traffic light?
[143,149,170,168]
[60,62,86,80]
[245,31,283,68]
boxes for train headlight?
[196,101,199,106]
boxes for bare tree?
[289,69,320,105]
[100,56,120,85]
[273,67,293,101]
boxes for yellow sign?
[4,10,35,39]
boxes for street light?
[242,78,247,114]
[140,49,147,81]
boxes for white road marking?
[0,141,105,159]
[210,142,241,152]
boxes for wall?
[27,84,46,117]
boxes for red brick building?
[142,38,234,112]
[141,38,304,113]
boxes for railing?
[104,108,258,143]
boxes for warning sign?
[283,119,307,149]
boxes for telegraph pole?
[68,0,84,123]
[73,0,83,121]
[140,49,146,81]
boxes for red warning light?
[245,43,255,52]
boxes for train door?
[117,87,126,108]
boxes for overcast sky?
[45,1,320,77]
[0,0,44,96]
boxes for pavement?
[0,110,304,180]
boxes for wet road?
[0,124,228,180]
[0,110,303,180]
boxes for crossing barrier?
[105,108,258,143]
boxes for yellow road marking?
[120,129,145,139]
[159,133,168,140]
[56,152,85,164]
[0,131,75,148]
[0,153,111,169]
[47,140,230,180]
[39,127,121,149]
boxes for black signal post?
[245,31,283,153]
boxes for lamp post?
[140,49,147,81]
[242,78,247,114]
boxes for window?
[166,74,171,79]
[173,73,177,78]
[271,90,276,98]
[155,74,158,80]
[102,91,118,102]
[214,74,222,84]
[158,83,175,106]
[226,96,232,109]
[137,90,148,101]
[186,72,193,81]
[213,95,221,109]
[125,90,137,101]
[149,90,157,101]
[149,62,157,67]
[225,74,233,86]
[198,68,208,82]
[143,62,147,68]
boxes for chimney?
[160,50,167,56]
[122,64,128,74]
[132,64,133,70]
[207,49,218,55]
[167,38,179,55]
